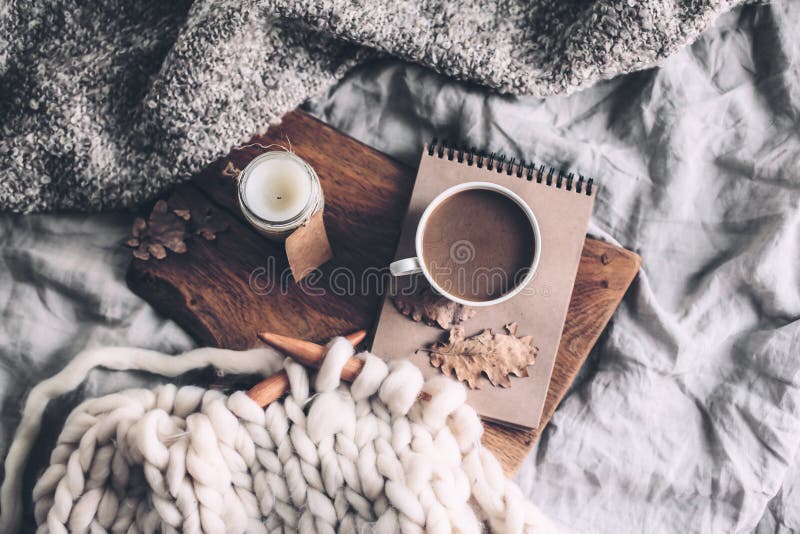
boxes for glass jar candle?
[237,151,324,241]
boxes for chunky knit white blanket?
[1,339,556,533]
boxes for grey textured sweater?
[0,0,740,212]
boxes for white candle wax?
[244,157,312,222]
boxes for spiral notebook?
[371,141,596,429]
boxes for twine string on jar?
[221,137,294,183]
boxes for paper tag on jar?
[285,210,333,282]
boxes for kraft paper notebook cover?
[371,141,596,429]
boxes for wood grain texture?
[127,110,641,475]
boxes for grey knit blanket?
[1,0,741,212]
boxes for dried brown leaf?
[124,200,188,260]
[147,243,167,260]
[222,160,240,178]
[125,201,228,260]
[393,285,476,329]
[190,207,228,241]
[173,209,191,221]
[425,323,537,389]
[131,217,147,237]
[132,247,149,261]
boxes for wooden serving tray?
[127,110,641,474]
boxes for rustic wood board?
[127,110,641,475]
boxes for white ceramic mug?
[389,181,541,307]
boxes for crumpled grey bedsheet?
[2,2,799,532]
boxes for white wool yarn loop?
[1,341,558,533]
[316,337,354,392]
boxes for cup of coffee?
[390,181,541,306]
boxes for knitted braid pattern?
[3,339,556,533]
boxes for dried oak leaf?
[125,200,188,260]
[426,323,537,389]
[221,160,241,178]
[173,209,191,221]
[393,285,477,329]
[189,207,229,240]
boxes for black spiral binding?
[427,138,594,196]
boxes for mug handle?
[390,257,422,276]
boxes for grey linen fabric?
[3,1,800,533]
[0,0,744,212]
[311,7,800,532]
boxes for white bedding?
[2,3,799,532]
